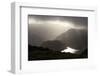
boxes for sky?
[28,15,88,46]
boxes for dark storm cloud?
[28,15,88,47]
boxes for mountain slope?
[56,28,88,53]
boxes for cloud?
[28,15,88,46]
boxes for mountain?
[56,28,88,53]
[41,40,66,51]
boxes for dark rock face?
[41,40,66,51]
[56,28,88,52]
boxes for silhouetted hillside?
[28,45,88,61]
[41,40,66,51]
[80,48,88,58]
